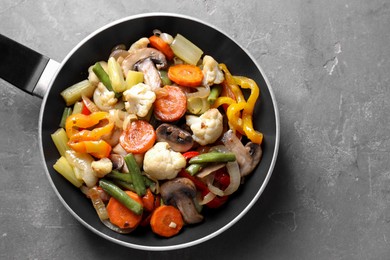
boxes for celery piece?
[107,57,126,93]
[53,156,83,187]
[51,128,70,157]
[125,70,144,89]
[72,101,83,114]
[170,34,203,65]
[59,107,72,128]
[187,96,210,115]
[158,70,171,86]
[207,85,222,105]
[60,79,95,106]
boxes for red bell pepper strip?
[182,151,200,160]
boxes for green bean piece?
[113,179,136,193]
[106,170,133,184]
[142,175,154,187]
[207,84,222,105]
[59,107,72,128]
[92,62,121,98]
[189,152,236,164]
[186,163,202,176]
[124,154,146,197]
[92,62,112,90]
[99,179,143,215]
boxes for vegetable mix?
[52,30,263,237]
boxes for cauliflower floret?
[143,142,186,180]
[91,158,113,178]
[186,108,223,146]
[202,55,225,86]
[123,83,156,117]
[129,37,150,52]
[93,82,118,111]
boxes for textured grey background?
[1,0,390,259]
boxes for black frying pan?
[0,13,279,250]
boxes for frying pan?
[0,13,279,250]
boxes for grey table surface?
[1,0,390,259]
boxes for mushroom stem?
[135,58,162,91]
[175,194,204,224]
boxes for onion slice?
[199,191,216,205]
[196,163,225,178]
[222,161,240,195]
[208,145,241,196]
[101,219,134,234]
[205,175,224,197]
[183,85,210,99]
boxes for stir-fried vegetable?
[170,34,203,65]
[150,205,184,237]
[51,29,265,238]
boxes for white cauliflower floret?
[143,142,186,180]
[91,158,113,178]
[123,83,156,117]
[129,37,150,52]
[202,55,225,86]
[186,108,223,146]
[93,82,118,111]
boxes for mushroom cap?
[221,129,262,177]
[160,177,203,224]
[156,123,194,152]
[121,47,167,75]
[160,177,196,202]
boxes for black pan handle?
[0,34,59,98]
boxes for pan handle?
[0,34,60,99]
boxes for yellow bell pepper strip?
[65,111,109,138]
[69,122,114,142]
[211,96,236,109]
[226,102,245,134]
[233,76,263,144]
[219,64,245,102]
[68,140,112,159]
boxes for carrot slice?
[168,64,203,87]
[154,85,187,122]
[150,205,184,238]
[106,191,143,229]
[149,35,174,60]
[142,188,155,212]
[119,120,156,154]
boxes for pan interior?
[39,13,279,250]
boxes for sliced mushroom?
[156,123,194,152]
[135,58,162,91]
[160,177,203,224]
[109,154,124,171]
[221,130,262,177]
[121,47,167,75]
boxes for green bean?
[189,152,236,164]
[186,163,203,176]
[92,62,113,91]
[112,179,136,193]
[106,170,132,183]
[124,154,146,197]
[99,179,143,215]
[59,107,72,128]
[207,84,222,105]
[92,62,121,98]
[142,175,154,187]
